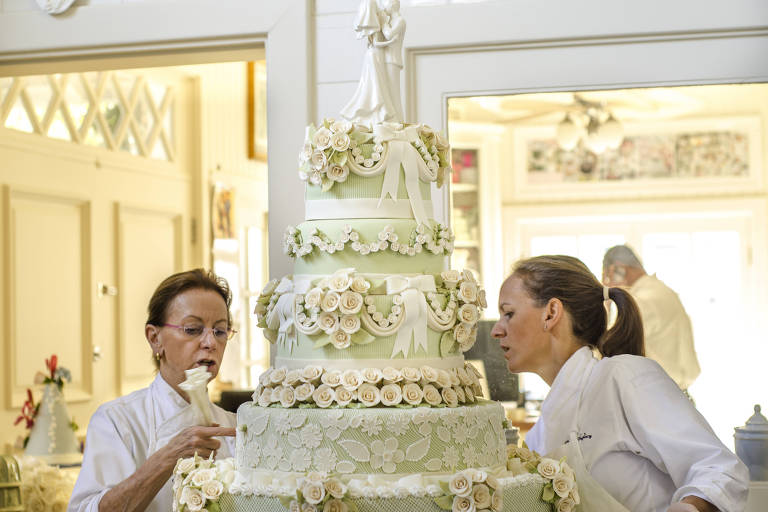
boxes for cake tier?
[220,473,550,512]
[284,219,452,275]
[256,270,486,370]
[236,400,508,477]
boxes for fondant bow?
[385,275,436,358]
[374,124,432,226]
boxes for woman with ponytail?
[491,255,747,512]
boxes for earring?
[543,322,548,331]
[155,352,162,362]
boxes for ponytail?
[598,287,644,357]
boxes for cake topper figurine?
[340,0,406,125]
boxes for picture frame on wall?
[247,60,268,161]
[212,183,236,240]
[511,116,763,201]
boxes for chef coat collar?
[540,346,597,433]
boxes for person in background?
[491,255,748,512]
[602,244,701,393]
[69,269,237,512]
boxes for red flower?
[46,354,58,379]
[15,388,37,430]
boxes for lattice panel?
[0,71,175,161]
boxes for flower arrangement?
[506,444,580,512]
[254,269,485,357]
[298,119,451,192]
[14,355,77,449]
[17,455,77,512]
[433,469,503,512]
[172,454,235,512]
[279,472,358,512]
[282,222,454,259]
[251,361,485,409]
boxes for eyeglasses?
[162,323,237,342]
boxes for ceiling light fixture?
[555,96,624,154]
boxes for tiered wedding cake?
[175,3,580,511]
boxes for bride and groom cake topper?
[341,0,406,125]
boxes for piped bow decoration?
[374,123,437,226]
[385,275,437,358]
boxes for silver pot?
[734,404,768,481]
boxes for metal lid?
[735,404,768,434]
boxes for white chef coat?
[631,274,701,390]
[68,373,236,512]
[526,347,748,512]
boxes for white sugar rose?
[330,120,352,133]
[441,269,461,289]
[380,383,403,406]
[301,365,323,383]
[472,483,491,509]
[324,478,347,499]
[422,384,442,406]
[361,367,383,384]
[454,386,466,403]
[181,486,205,511]
[289,500,301,512]
[323,499,348,512]
[318,311,340,334]
[321,291,341,312]
[330,132,351,152]
[401,367,421,382]
[302,504,319,512]
[269,367,288,385]
[556,497,576,512]
[456,367,472,386]
[328,272,351,292]
[458,281,478,303]
[313,127,332,150]
[270,386,283,402]
[331,329,352,349]
[537,458,561,479]
[339,315,360,334]
[258,388,273,407]
[454,323,471,344]
[448,472,472,497]
[441,387,459,407]
[553,473,575,498]
[280,386,297,407]
[262,279,280,295]
[341,369,363,390]
[302,481,326,505]
[402,382,424,405]
[295,383,315,402]
[477,289,487,309]
[491,491,503,511]
[382,367,402,383]
[201,479,224,500]
[190,468,216,486]
[284,369,302,387]
[350,276,371,293]
[358,383,381,407]
[419,366,439,384]
[312,385,336,408]
[304,287,323,309]
[310,150,327,170]
[326,164,349,182]
[457,303,479,324]
[339,291,363,315]
[435,369,452,389]
[176,457,196,474]
[464,385,475,402]
[321,370,342,387]
[335,386,354,406]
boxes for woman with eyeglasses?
[69,269,238,512]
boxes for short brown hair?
[512,255,644,357]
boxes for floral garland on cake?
[282,222,454,259]
[172,454,235,512]
[506,444,580,512]
[251,362,485,409]
[280,472,358,512]
[298,119,451,192]
[254,269,486,356]
[432,469,503,512]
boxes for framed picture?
[247,60,267,161]
[511,116,763,201]
[212,184,236,240]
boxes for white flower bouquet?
[17,455,77,512]
[172,454,235,512]
[506,444,581,512]
[433,469,503,512]
[279,472,358,512]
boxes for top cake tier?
[298,119,450,225]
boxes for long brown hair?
[512,255,644,357]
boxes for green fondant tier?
[305,169,432,203]
[291,220,447,275]
[236,400,507,476]
[219,477,550,512]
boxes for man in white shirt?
[603,245,701,391]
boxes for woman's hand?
[667,496,718,512]
[161,425,236,465]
